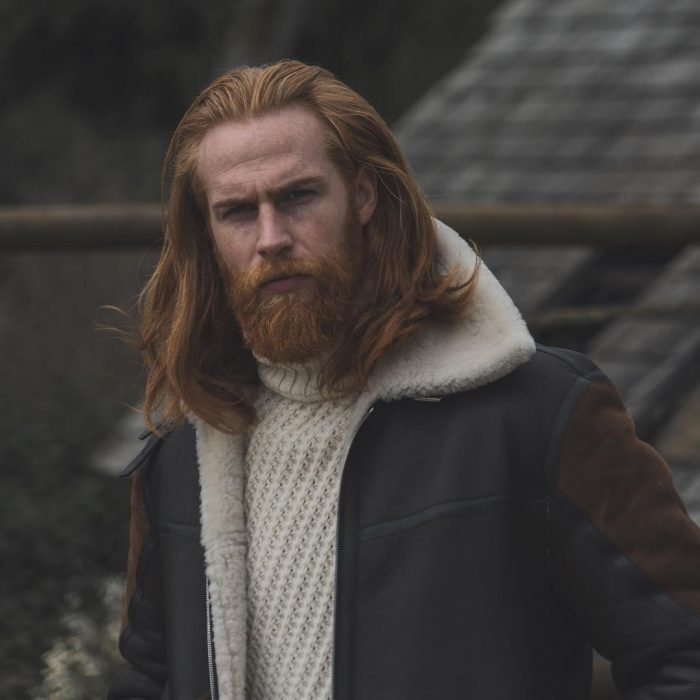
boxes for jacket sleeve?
[550,376,700,699]
[108,465,168,699]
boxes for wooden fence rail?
[1,203,700,251]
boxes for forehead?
[196,105,334,198]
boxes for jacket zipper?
[331,404,374,700]
[205,577,218,700]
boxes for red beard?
[224,221,364,365]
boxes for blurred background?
[2,0,699,697]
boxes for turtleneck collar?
[257,357,328,403]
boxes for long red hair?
[140,60,479,434]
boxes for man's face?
[197,104,377,364]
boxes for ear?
[353,168,378,226]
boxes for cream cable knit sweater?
[244,360,358,699]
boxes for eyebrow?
[210,175,326,211]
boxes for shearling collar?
[192,219,535,698]
[369,219,534,401]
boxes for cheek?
[310,211,351,251]
[212,231,250,273]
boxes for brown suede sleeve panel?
[558,379,700,617]
[121,469,151,634]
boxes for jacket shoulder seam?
[119,433,165,479]
[543,373,605,493]
[535,345,607,383]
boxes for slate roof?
[589,246,700,437]
[395,0,700,516]
[397,0,700,204]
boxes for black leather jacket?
[109,347,700,699]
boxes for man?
[110,60,700,700]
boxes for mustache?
[233,256,329,296]
[256,260,315,287]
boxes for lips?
[259,273,311,294]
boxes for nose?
[255,205,292,258]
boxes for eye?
[220,203,256,220]
[284,188,315,203]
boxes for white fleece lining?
[192,419,248,699]
[193,220,535,699]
